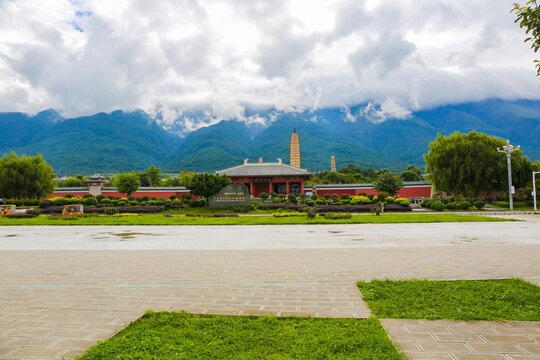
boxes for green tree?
[0,152,56,199]
[373,171,403,197]
[339,163,361,174]
[112,172,141,196]
[512,1,540,76]
[186,173,231,202]
[61,176,85,187]
[400,165,423,182]
[162,177,181,187]
[178,170,196,187]
[424,131,533,196]
[138,172,151,187]
[145,166,161,186]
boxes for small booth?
[62,204,84,216]
[0,205,16,216]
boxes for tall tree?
[61,176,85,187]
[374,171,403,197]
[400,165,423,181]
[112,172,141,196]
[0,152,56,199]
[424,131,532,196]
[145,166,161,186]
[186,173,231,202]
[512,1,540,77]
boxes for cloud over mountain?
[0,0,539,127]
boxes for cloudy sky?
[0,0,539,122]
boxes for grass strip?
[0,213,515,226]
[357,278,540,321]
[78,311,404,360]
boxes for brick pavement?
[382,319,540,360]
[0,220,539,359]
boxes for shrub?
[304,207,316,218]
[99,198,111,204]
[271,198,281,204]
[395,197,407,204]
[340,194,350,200]
[371,207,382,216]
[386,197,395,204]
[38,201,51,209]
[164,202,173,210]
[269,192,277,198]
[128,201,138,206]
[83,194,93,199]
[430,201,445,211]
[104,207,119,215]
[141,196,150,202]
[473,200,486,210]
[259,192,269,201]
[287,194,298,204]
[315,199,325,205]
[171,199,183,207]
[96,195,105,202]
[446,202,458,210]
[26,208,42,215]
[305,199,314,206]
[421,199,432,208]
[273,212,306,217]
[155,200,166,206]
[13,200,24,206]
[323,194,331,200]
[5,213,37,218]
[458,201,471,210]
[64,194,74,199]
[322,213,352,219]
[311,194,319,201]
[83,197,98,206]
[399,200,410,207]
[118,201,127,206]
[128,196,135,201]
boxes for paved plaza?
[0,215,539,359]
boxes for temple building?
[290,128,301,168]
[216,158,312,196]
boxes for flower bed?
[259,203,412,212]
[41,206,165,214]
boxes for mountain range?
[1,98,539,175]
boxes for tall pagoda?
[290,128,301,168]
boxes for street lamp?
[533,171,540,211]
[497,140,520,211]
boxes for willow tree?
[0,152,56,199]
[424,132,531,196]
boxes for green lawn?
[0,213,515,226]
[357,279,540,321]
[77,312,404,360]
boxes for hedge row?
[40,206,166,214]
[259,203,412,212]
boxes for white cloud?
[0,0,539,126]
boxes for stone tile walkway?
[0,219,538,359]
[382,319,540,360]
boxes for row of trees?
[309,164,423,185]
[0,152,56,199]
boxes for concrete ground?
[0,215,539,359]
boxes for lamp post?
[497,140,519,211]
[533,171,540,212]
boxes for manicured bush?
[118,201,127,206]
[13,200,24,206]
[304,207,316,218]
[172,199,183,207]
[399,200,410,207]
[386,197,395,204]
[259,192,269,201]
[38,201,51,209]
[340,194,350,200]
[128,201,138,206]
[287,194,298,204]
[269,192,277,198]
[446,202,458,210]
[315,199,325,205]
[421,199,432,208]
[104,207,119,215]
[305,199,314,206]
[142,196,150,202]
[5,213,37,218]
[273,212,306,217]
[188,198,206,208]
[83,194,94,199]
[459,201,471,210]
[164,202,173,210]
[474,200,486,210]
[430,201,445,211]
[26,208,42,215]
[83,197,98,206]
[271,198,281,204]
[64,194,74,198]
[96,195,106,202]
[311,194,319,201]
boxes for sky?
[1,0,539,125]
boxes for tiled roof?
[216,159,311,176]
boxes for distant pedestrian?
[381,203,384,214]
